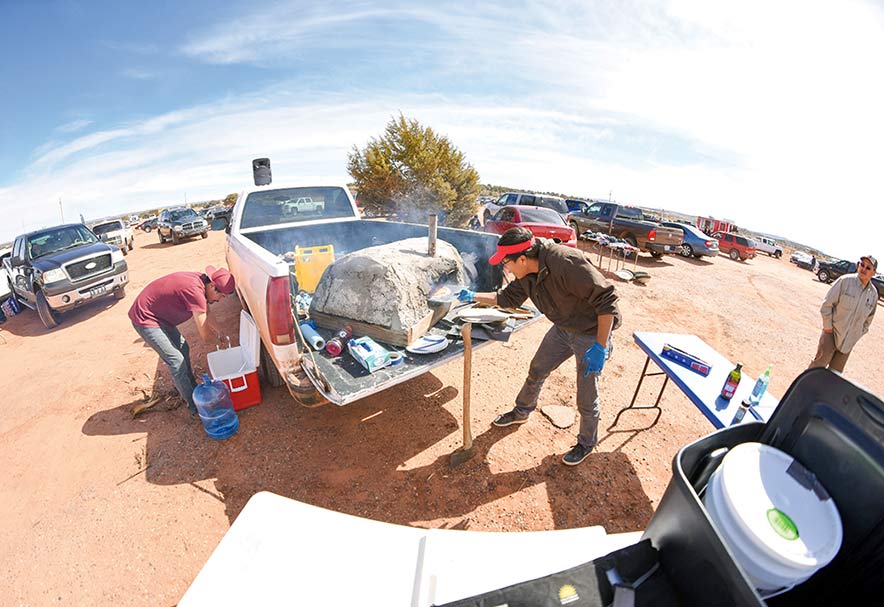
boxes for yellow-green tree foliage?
[347,114,481,227]
[223,193,238,206]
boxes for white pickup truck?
[754,236,783,258]
[91,219,135,255]
[225,180,532,406]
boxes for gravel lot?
[1,228,881,605]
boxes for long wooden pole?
[462,322,473,450]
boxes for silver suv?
[481,191,569,224]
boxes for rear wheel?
[128,239,134,251]
[36,290,60,329]
[258,342,284,388]
[729,249,740,261]
[569,221,581,236]
[650,251,663,259]
[680,244,693,258]
[818,270,830,283]
[774,250,782,259]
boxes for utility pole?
[59,197,64,222]
[184,192,188,207]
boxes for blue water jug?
[192,374,239,440]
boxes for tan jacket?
[498,240,621,335]
[820,273,877,353]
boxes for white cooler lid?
[239,309,260,370]
[716,442,843,570]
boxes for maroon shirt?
[128,272,208,328]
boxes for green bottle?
[720,363,742,400]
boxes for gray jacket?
[820,273,877,353]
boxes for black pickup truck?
[567,201,683,257]
[817,259,884,298]
[3,223,129,328]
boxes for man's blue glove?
[457,288,475,303]
[582,341,608,377]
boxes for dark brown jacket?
[497,240,621,335]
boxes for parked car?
[3,223,128,328]
[661,221,719,258]
[0,246,12,305]
[137,218,158,232]
[755,236,783,258]
[480,191,570,224]
[712,232,756,261]
[569,201,683,258]
[157,208,209,245]
[282,196,325,217]
[483,205,577,247]
[565,199,590,214]
[91,219,135,255]
[790,251,816,270]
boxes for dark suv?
[3,224,128,328]
[157,208,209,245]
[713,232,756,261]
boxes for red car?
[712,231,756,261]
[484,205,577,246]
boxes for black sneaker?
[562,443,593,466]
[492,409,529,427]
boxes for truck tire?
[171,232,180,245]
[36,290,60,329]
[569,221,581,236]
[624,235,638,248]
[114,285,126,300]
[259,342,284,388]
[201,231,208,239]
[650,251,663,259]
[143,225,152,233]
[729,249,740,261]
[158,231,165,244]
[128,239,134,251]
[774,250,782,259]
[121,245,128,256]
[818,270,830,283]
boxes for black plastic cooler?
[643,368,884,606]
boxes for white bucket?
[703,442,842,596]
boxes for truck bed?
[300,313,541,406]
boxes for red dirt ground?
[1,230,881,605]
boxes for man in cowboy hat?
[808,254,878,373]
[458,227,621,465]
[129,266,236,413]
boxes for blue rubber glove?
[457,288,475,303]
[582,341,608,377]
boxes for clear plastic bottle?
[192,374,239,440]
[750,364,772,404]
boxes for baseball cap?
[860,255,878,270]
[205,266,236,294]
[488,237,536,265]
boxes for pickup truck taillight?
[266,276,294,345]
[648,228,657,242]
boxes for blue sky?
[1,0,882,261]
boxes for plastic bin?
[208,309,262,411]
[293,244,335,293]
[642,368,884,606]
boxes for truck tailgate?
[301,311,542,406]
[654,227,684,246]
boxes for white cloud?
[56,119,93,133]
[121,68,158,80]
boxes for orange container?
[293,244,335,293]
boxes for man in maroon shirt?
[129,266,235,413]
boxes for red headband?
[489,237,535,265]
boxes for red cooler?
[208,309,262,410]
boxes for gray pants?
[133,322,197,411]
[808,331,850,373]
[514,325,603,448]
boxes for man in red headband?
[459,227,621,465]
[129,266,236,413]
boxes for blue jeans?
[133,323,197,411]
[515,326,612,449]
